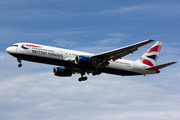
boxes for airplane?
[6,39,176,82]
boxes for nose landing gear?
[17,58,22,67]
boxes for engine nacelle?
[53,67,72,77]
[75,55,93,65]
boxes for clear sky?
[0,0,180,120]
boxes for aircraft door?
[133,62,137,69]
[58,49,64,59]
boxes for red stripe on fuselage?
[146,45,162,53]
[22,44,42,48]
[140,57,154,67]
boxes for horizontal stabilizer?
[145,62,177,70]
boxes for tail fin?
[137,41,163,67]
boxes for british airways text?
[32,50,63,58]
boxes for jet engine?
[75,55,93,65]
[53,67,72,77]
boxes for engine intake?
[75,56,93,65]
[53,67,72,77]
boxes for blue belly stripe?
[9,53,142,76]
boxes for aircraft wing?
[90,39,154,69]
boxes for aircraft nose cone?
[6,47,11,53]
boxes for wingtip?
[167,62,177,66]
[169,62,177,64]
[148,39,155,42]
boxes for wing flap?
[111,47,138,61]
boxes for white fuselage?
[6,43,158,76]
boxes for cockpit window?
[11,45,18,47]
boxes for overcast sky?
[0,0,180,120]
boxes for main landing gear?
[78,69,102,82]
[17,58,22,67]
[92,69,102,76]
[78,72,88,82]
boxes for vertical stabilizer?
[137,41,163,67]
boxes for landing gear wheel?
[92,70,102,76]
[78,77,82,82]
[18,63,22,67]
[84,76,87,80]
[78,76,88,82]
[17,58,22,68]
